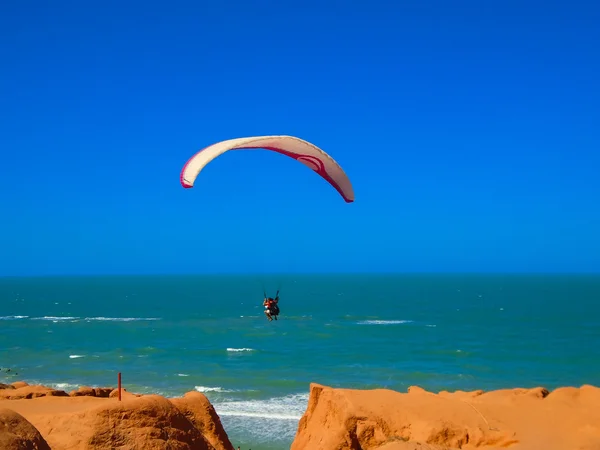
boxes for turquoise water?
[1,274,599,449]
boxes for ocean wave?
[48,382,80,391]
[214,393,308,421]
[22,316,161,322]
[195,385,234,393]
[212,395,298,440]
[217,411,301,420]
[84,317,161,322]
[69,355,85,359]
[31,316,78,321]
[31,381,110,392]
[356,320,413,325]
[226,348,255,352]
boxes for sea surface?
[1,274,599,449]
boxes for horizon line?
[1,271,599,279]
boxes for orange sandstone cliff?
[291,383,600,450]
[4,380,600,450]
[0,381,235,450]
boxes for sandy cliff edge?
[291,382,600,450]
[3,380,600,450]
[0,381,235,450]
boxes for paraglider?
[263,289,280,322]
[179,135,355,203]
[180,136,352,323]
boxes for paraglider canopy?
[179,135,355,203]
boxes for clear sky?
[1,0,599,275]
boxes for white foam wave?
[356,320,413,325]
[31,316,78,321]
[69,355,85,359]
[177,373,189,377]
[195,385,234,393]
[37,381,110,392]
[214,393,309,446]
[26,316,160,322]
[49,382,79,390]
[84,317,161,322]
[0,315,28,320]
[218,411,301,419]
[214,392,308,421]
[226,348,254,352]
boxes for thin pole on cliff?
[118,372,122,401]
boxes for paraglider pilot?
[263,292,280,321]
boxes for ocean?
[1,274,599,450]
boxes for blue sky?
[1,0,599,275]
